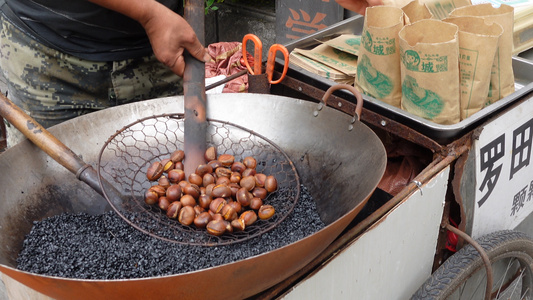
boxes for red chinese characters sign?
[276,0,344,44]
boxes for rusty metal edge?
[277,74,444,154]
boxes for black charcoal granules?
[16,185,325,280]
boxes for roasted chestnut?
[206,219,226,236]
[231,218,246,232]
[240,210,257,226]
[243,156,257,169]
[215,167,232,178]
[252,187,267,200]
[168,169,185,183]
[236,187,253,207]
[158,197,171,211]
[258,204,275,220]
[144,190,159,205]
[230,172,242,184]
[265,175,278,193]
[240,175,256,191]
[165,185,182,202]
[204,146,217,162]
[249,197,263,210]
[254,173,266,188]
[178,180,190,191]
[195,164,213,177]
[166,201,182,219]
[221,205,238,221]
[227,200,242,214]
[146,161,164,181]
[218,154,235,166]
[207,160,223,170]
[209,197,227,214]
[224,220,233,234]
[205,183,215,197]
[198,194,212,209]
[161,158,174,173]
[188,173,203,187]
[144,151,278,236]
[193,205,205,216]
[202,173,215,187]
[242,168,256,177]
[211,213,224,221]
[180,194,196,207]
[158,176,171,189]
[170,150,185,163]
[148,185,166,197]
[228,183,240,198]
[178,206,195,226]
[215,176,231,186]
[194,212,212,229]
[183,184,200,199]
[231,161,246,174]
[174,161,184,171]
[212,184,232,198]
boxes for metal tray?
[282,15,533,144]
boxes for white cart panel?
[281,167,450,299]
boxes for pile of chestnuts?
[144,146,278,236]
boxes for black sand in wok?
[16,185,325,279]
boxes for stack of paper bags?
[289,35,361,85]
[385,0,533,54]
[506,0,533,54]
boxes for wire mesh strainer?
[97,113,300,246]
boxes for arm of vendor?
[335,0,383,15]
[88,0,210,76]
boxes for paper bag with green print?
[450,4,515,104]
[295,43,358,77]
[399,19,460,125]
[357,6,404,108]
[443,16,503,120]
[402,0,434,24]
[383,0,471,20]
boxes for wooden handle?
[0,93,86,175]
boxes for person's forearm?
[336,0,362,12]
[336,0,383,15]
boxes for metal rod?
[205,69,248,91]
[183,0,207,177]
[445,223,493,300]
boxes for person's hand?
[335,0,383,15]
[140,3,210,76]
[88,0,210,77]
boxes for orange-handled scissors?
[242,33,289,85]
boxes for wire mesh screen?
[97,114,300,246]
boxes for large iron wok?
[0,92,386,299]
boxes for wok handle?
[321,84,363,121]
[0,93,86,175]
